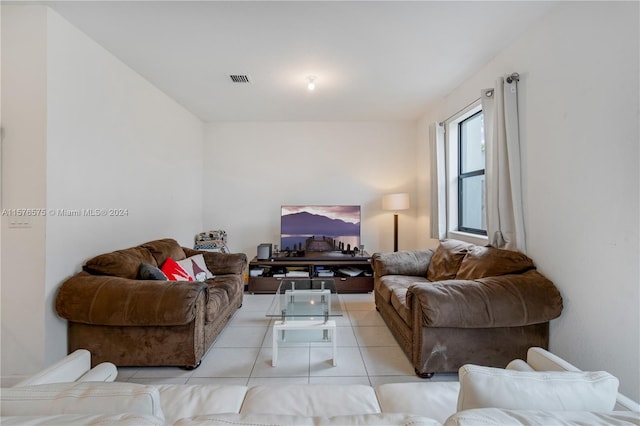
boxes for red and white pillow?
[177,254,214,282]
[161,255,214,282]
[161,257,193,282]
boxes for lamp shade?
[382,193,410,211]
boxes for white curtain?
[429,122,447,240]
[481,76,526,252]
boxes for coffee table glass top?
[266,279,343,319]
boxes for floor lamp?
[382,193,410,252]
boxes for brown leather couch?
[372,239,563,377]
[55,238,247,369]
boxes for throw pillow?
[457,364,619,412]
[137,263,168,281]
[455,245,535,280]
[426,239,474,281]
[161,257,193,282]
[177,254,214,282]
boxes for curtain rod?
[506,72,520,83]
[439,72,520,125]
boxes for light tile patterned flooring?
[117,292,457,386]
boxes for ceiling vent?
[229,74,251,83]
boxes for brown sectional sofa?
[372,239,563,377]
[55,238,247,369]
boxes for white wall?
[204,122,418,258]
[1,6,205,382]
[418,2,639,400]
[1,5,49,375]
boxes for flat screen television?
[280,205,361,252]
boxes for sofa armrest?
[407,270,563,328]
[77,362,118,382]
[1,413,165,425]
[14,350,91,386]
[14,350,118,386]
[1,382,164,419]
[371,250,434,277]
[183,248,248,275]
[56,273,208,326]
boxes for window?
[445,103,487,239]
[458,111,486,235]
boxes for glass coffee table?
[266,279,342,367]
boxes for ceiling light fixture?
[307,75,316,91]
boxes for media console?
[247,251,373,294]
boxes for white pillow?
[1,382,164,419]
[457,364,619,412]
[177,254,214,282]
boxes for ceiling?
[46,1,558,122]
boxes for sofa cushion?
[390,287,412,326]
[1,382,164,419]
[207,274,242,303]
[426,240,473,281]
[240,385,381,416]
[457,364,619,412]
[205,287,230,323]
[455,245,535,280]
[84,247,157,279]
[376,382,460,426]
[141,238,187,266]
[156,384,247,425]
[175,413,440,426]
[161,257,194,282]
[138,263,168,281]
[376,275,428,304]
[444,408,640,426]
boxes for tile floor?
[117,292,457,386]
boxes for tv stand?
[248,251,373,294]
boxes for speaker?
[257,243,272,260]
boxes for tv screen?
[281,205,361,252]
